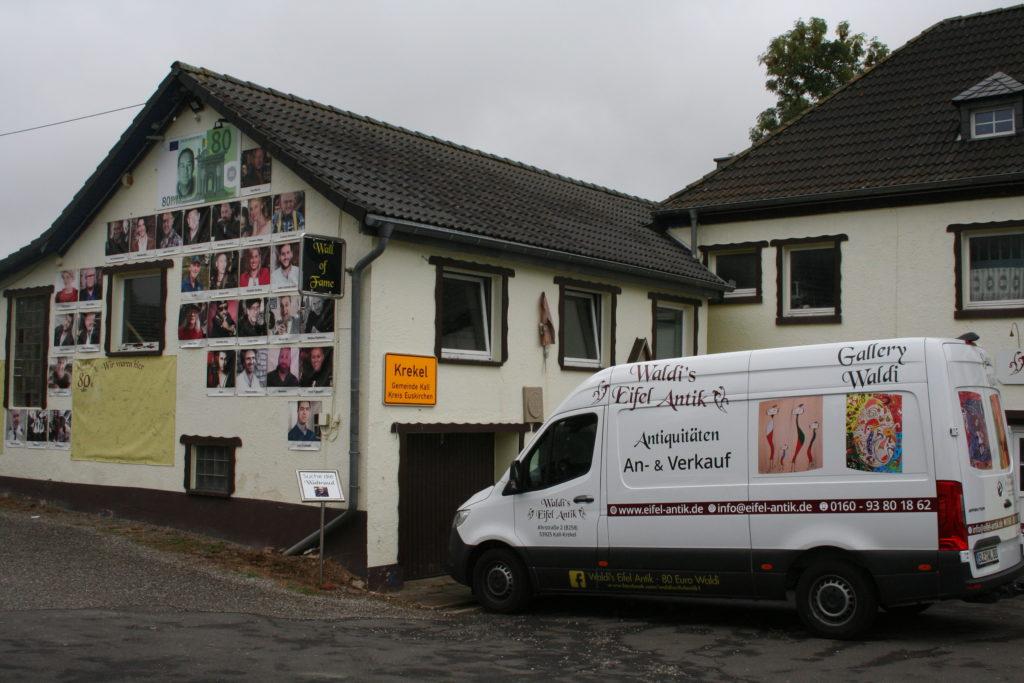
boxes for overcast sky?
[0,0,1012,257]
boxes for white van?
[448,336,1024,638]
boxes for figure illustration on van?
[764,404,778,467]
[846,393,903,473]
[758,397,822,474]
[958,391,991,470]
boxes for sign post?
[295,470,346,586]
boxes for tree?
[749,17,889,142]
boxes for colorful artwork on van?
[958,391,992,470]
[846,393,903,473]
[989,393,1011,469]
[757,396,823,474]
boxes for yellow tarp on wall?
[72,357,176,465]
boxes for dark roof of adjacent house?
[0,63,724,291]
[656,5,1024,223]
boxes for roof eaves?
[652,171,1024,220]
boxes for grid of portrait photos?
[52,266,104,356]
[5,409,72,450]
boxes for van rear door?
[945,342,1022,578]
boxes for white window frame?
[563,289,602,369]
[107,264,168,354]
[440,271,495,362]
[654,305,686,360]
[972,106,1015,139]
[782,243,837,318]
[962,229,1024,309]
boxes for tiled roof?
[953,71,1024,101]
[657,5,1024,217]
[176,64,720,287]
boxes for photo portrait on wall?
[52,312,77,350]
[26,409,48,448]
[240,147,271,194]
[106,219,130,259]
[178,303,208,347]
[6,409,25,446]
[207,299,238,345]
[269,294,302,341]
[236,298,267,342]
[78,267,103,307]
[301,296,335,341]
[271,241,300,290]
[208,250,238,292]
[239,246,271,292]
[48,356,72,396]
[288,399,321,450]
[299,346,332,394]
[272,191,305,235]
[76,311,101,349]
[242,196,273,242]
[181,254,208,299]
[54,269,79,306]
[182,206,211,250]
[206,349,236,395]
[49,410,71,449]
[267,346,301,396]
[235,347,267,396]
[130,215,157,255]
[211,201,241,244]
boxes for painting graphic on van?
[846,393,903,473]
[757,397,822,473]
[959,391,992,470]
[988,393,1011,469]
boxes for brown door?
[399,432,495,580]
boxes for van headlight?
[452,509,470,528]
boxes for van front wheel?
[796,561,877,639]
[474,548,531,613]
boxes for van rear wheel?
[474,548,531,613]
[796,560,877,639]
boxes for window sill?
[713,295,762,305]
[776,314,841,326]
[955,307,1024,320]
[560,362,604,372]
[439,356,503,367]
[185,489,232,498]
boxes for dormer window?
[972,107,1015,138]
[953,72,1023,141]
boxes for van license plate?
[975,547,999,568]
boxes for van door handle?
[574,495,594,504]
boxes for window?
[650,293,700,360]
[948,221,1024,319]
[430,256,512,365]
[973,107,1015,138]
[519,412,597,492]
[105,260,171,354]
[5,290,50,408]
[772,235,847,324]
[182,435,241,496]
[699,242,766,304]
[564,290,600,364]
[556,277,619,371]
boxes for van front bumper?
[446,527,474,587]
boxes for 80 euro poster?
[157,124,241,210]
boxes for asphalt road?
[4,506,1024,681]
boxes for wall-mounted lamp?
[187,96,204,113]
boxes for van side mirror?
[503,460,524,495]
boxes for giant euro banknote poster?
[157,124,240,210]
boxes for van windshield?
[958,390,1011,471]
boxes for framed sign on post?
[296,469,345,587]
[300,235,346,298]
